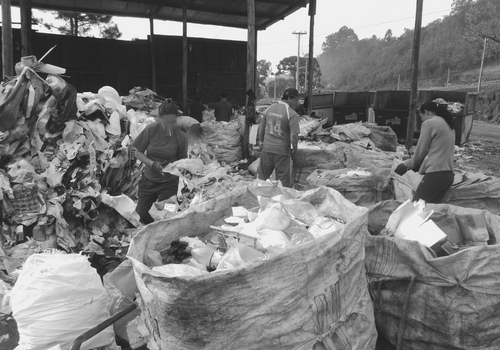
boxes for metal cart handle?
[69,302,138,350]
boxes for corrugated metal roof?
[12,0,310,30]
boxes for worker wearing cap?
[133,100,188,225]
[257,88,300,187]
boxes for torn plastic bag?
[46,75,78,133]
[0,68,31,131]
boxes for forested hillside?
[318,0,500,91]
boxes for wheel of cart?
[69,303,147,350]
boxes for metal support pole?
[405,0,424,150]
[2,0,14,77]
[149,17,157,92]
[307,0,316,113]
[182,0,188,112]
[20,0,31,56]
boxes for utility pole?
[478,37,487,92]
[274,74,278,98]
[446,68,451,88]
[293,31,307,90]
[307,0,316,113]
[405,0,424,151]
[397,74,401,90]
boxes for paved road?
[470,120,500,141]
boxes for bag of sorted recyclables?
[365,200,500,350]
[9,252,118,350]
[201,120,242,163]
[127,183,377,350]
[392,170,500,215]
[306,167,392,207]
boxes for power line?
[259,8,451,46]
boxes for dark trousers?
[136,176,179,225]
[258,151,291,187]
[413,171,454,204]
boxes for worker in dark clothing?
[257,88,300,187]
[214,92,233,122]
[189,97,206,123]
[133,100,188,225]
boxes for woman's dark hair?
[419,101,454,130]
[159,100,180,116]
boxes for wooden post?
[446,68,451,87]
[20,0,31,56]
[246,0,256,94]
[149,17,157,92]
[397,74,401,90]
[244,0,256,160]
[405,0,424,150]
[478,37,487,92]
[307,0,316,114]
[2,0,14,77]
[182,0,188,113]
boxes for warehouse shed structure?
[3,0,312,105]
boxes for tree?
[322,26,359,53]
[454,0,500,44]
[267,74,294,99]
[277,56,322,91]
[257,59,272,87]
[37,12,122,39]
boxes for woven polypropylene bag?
[366,200,500,350]
[128,184,377,350]
[10,253,117,350]
[201,121,242,163]
[307,167,393,207]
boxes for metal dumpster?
[310,92,334,127]
[333,91,370,125]
[373,91,412,140]
[417,90,478,146]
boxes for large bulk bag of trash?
[392,171,500,215]
[363,123,398,152]
[201,120,242,163]
[306,167,393,206]
[293,145,345,185]
[344,144,394,169]
[128,184,377,350]
[9,252,118,350]
[365,200,500,350]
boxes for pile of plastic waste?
[146,190,347,276]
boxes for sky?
[5,0,454,71]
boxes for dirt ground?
[457,121,500,176]
[0,121,498,350]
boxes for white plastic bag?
[10,253,118,350]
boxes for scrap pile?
[0,69,149,281]
[299,122,399,152]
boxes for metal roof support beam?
[257,0,308,30]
